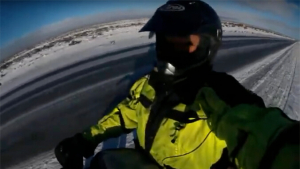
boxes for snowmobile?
[82,138,166,169]
[81,139,233,169]
[83,147,163,169]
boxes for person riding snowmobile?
[55,1,300,169]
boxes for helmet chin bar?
[152,37,213,87]
[152,57,208,87]
[154,55,210,76]
[154,62,176,75]
[149,51,212,90]
[152,61,187,86]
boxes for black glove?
[54,133,97,169]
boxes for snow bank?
[222,22,294,40]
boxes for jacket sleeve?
[207,71,266,108]
[195,87,299,169]
[81,77,147,146]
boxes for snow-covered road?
[0,20,298,169]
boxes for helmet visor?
[155,33,210,70]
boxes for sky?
[0,0,299,61]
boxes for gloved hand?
[54,133,97,169]
[194,87,299,169]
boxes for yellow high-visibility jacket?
[82,71,272,169]
[83,76,226,169]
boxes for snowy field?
[0,19,299,169]
[222,21,293,39]
[0,18,294,87]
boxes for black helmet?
[140,0,222,84]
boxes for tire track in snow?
[266,52,293,107]
[239,43,298,112]
[253,49,293,107]
[251,48,292,93]
[283,43,300,120]
[273,49,297,109]
[239,44,294,90]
